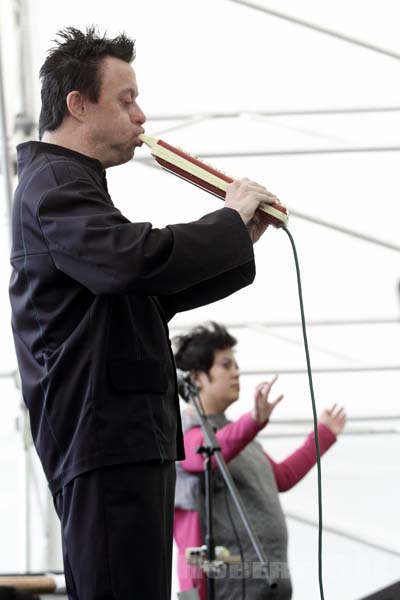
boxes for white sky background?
[1,1,400,599]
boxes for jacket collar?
[17,141,104,177]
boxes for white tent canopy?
[1,2,399,599]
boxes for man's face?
[84,56,146,168]
[195,348,240,413]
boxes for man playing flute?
[9,26,278,600]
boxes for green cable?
[282,225,325,600]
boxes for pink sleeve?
[174,509,206,600]
[180,412,266,473]
[265,423,337,492]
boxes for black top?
[9,141,256,494]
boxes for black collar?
[17,141,105,176]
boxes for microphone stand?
[178,375,277,600]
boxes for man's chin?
[124,144,136,159]
[128,145,138,161]
[107,143,136,164]
[110,148,135,167]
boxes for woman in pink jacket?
[173,322,346,600]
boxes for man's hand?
[319,404,346,436]
[251,375,284,424]
[225,178,279,226]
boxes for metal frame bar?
[0,370,18,378]
[249,324,365,365]
[239,365,400,375]
[157,145,400,159]
[16,105,400,142]
[266,415,400,425]
[258,429,400,438]
[285,511,400,557]
[145,106,400,121]
[289,210,400,253]
[13,0,36,137]
[135,145,400,161]
[169,318,400,330]
[136,160,400,253]
[227,0,400,62]
[0,40,13,245]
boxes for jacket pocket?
[107,357,167,394]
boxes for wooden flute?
[138,134,288,228]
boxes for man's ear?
[66,90,87,122]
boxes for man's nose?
[132,102,146,126]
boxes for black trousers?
[53,461,176,600]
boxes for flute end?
[138,133,158,149]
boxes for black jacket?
[9,141,255,494]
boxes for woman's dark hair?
[173,322,237,378]
[38,26,135,139]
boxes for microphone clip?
[176,369,199,402]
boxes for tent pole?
[0,40,13,247]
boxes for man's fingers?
[252,191,279,205]
[236,179,279,205]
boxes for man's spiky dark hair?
[38,26,135,139]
